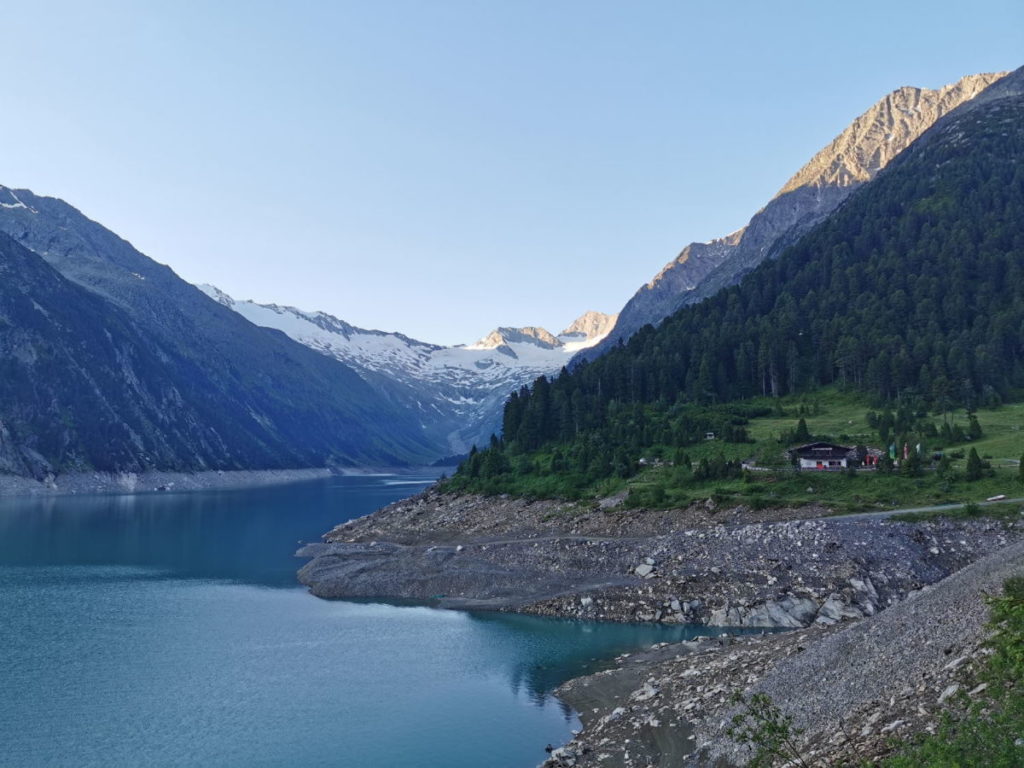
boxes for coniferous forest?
[453,90,1024,492]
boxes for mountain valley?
[201,284,616,454]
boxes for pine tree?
[966,447,985,482]
[794,418,811,442]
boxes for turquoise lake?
[0,474,725,767]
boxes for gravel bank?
[299,490,1023,627]
[316,490,835,543]
[544,540,1024,767]
[298,490,1024,767]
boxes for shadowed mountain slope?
[0,190,438,476]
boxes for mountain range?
[200,71,1008,458]
[0,67,1016,480]
[459,65,1024,491]
[0,188,437,477]
[200,285,615,454]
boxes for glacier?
[200,285,616,456]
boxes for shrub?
[726,692,811,768]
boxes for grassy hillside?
[445,388,1024,514]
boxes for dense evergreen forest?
[453,90,1024,491]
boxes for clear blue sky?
[1,2,1021,345]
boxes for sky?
[0,2,1021,346]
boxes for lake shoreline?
[0,467,333,497]
[4,472,611,768]
[297,488,1024,766]
[296,489,1022,626]
[0,465,453,498]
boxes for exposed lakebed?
[0,473,730,768]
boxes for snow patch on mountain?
[198,285,616,453]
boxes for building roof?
[789,442,853,460]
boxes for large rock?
[816,594,865,625]
[709,593,820,628]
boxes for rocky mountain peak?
[0,186,37,213]
[777,72,1006,196]
[576,69,1009,366]
[471,326,562,350]
[559,311,618,340]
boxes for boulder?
[938,683,960,704]
[816,594,865,624]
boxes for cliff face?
[778,75,1005,193]
[577,71,1006,364]
[0,231,216,477]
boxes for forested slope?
[454,69,1024,490]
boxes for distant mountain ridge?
[560,310,618,341]
[201,285,615,453]
[576,71,1006,364]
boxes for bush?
[962,501,982,517]
[626,484,666,508]
[726,692,810,768]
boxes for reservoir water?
[0,474,726,767]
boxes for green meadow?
[449,389,1024,517]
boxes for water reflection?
[0,474,754,767]
[467,611,760,706]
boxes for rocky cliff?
[560,311,618,341]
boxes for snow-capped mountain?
[199,285,615,455]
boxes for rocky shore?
[298,490,1022,628]
[546,540,1024,767]
[297,490,1024,766]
